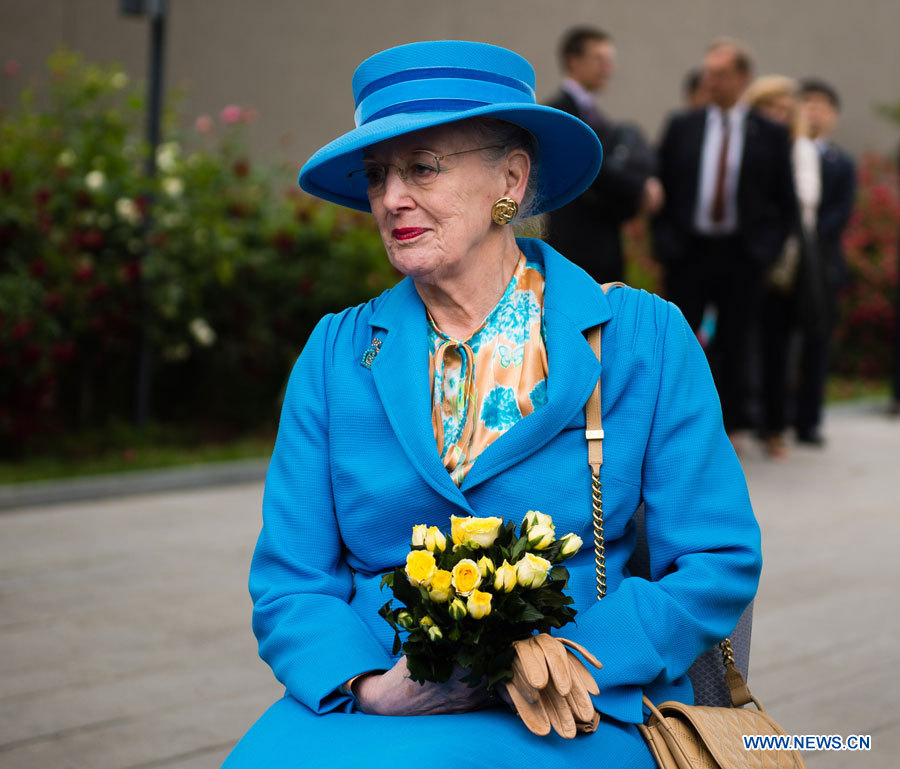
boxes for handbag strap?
[585,283,757,710]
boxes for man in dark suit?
[796,79,856,442]
[545,27,662,284]
[653,38,796,441]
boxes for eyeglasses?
[347,146,504,195]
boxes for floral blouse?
[427,252,548,486]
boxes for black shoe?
[796,429,825,447]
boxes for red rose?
[11,320,33,340]
[44,292,63,312]
[90,281,110,301]
[273,231,294,253]
[52,342,75,362]
[74,263,95,282]
[22,343,41,364]
[82,228,104,250]
[119,261,141,282]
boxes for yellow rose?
[450,515,468,547]
[424,526,447,553]
[467,589,492,619]
[449,597,467,621]
[515,552,552,589]
[493,559,517,592]
[477,555,495,578]
[411,524,427,547]
[451,558,483,596]
[405,550,436,587]
[558,532,583,558]
[419,615,442,641]
[451,515,503,549]
[428,569,453,603]
[523,510,555,550]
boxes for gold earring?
[491,197,519,225]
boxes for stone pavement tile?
[0,483,281,768]
[740,409,900,769]
[1,407,897,769]
[0,688,275,769]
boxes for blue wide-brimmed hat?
[298,40,603,216]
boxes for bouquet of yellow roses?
[378,510,583,690]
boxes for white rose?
[411,524,427,547]
[162,177,184,197]
[115,198,141,226]
[558,533,583,558]
[515,552,552,589]
[85,170,105,191]
[188,318,216,347]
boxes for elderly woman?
[223,41,760,769]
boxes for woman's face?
[365,123,518,286]
[758,93,794,127]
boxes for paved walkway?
[1,405,898,769]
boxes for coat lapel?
[460,240,612,491]
[368,277,475,512]
[367,239,613,503]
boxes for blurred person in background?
[683,68,709,108]
[795,78,856,440]
[744,75,821,459]
[653,38,796,451]
[545,26,663,284]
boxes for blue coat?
[227,238,761,768]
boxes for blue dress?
[222,239,762,768]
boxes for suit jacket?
[249,238,762,725]
[653,107,796,269]
[816,142,856,287]
[544,90,653,283]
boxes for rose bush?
[0,50,398,457]
[832,152,899,379]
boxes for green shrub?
[0,50,398,457]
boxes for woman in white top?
[744,75,823,459]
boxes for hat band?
[356,66,534,103]
[354,77,534,127]
[364,99,490,125]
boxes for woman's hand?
[354,657,491,716]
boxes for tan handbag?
[585,286,807,769]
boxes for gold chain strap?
[585,299,752,706]
[719,638,736,667]
[592,470,607,600]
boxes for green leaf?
[518,603,544,623]
[549,565,569,583]
[510,537,528,561]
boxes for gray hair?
[463,117,542,221]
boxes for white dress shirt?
[560,77,599,122]
[693,104,748,236]
[792,136,821,236]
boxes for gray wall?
[2,0,899,175]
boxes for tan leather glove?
[501,633,602,739]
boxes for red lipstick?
[392,227,426,241]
